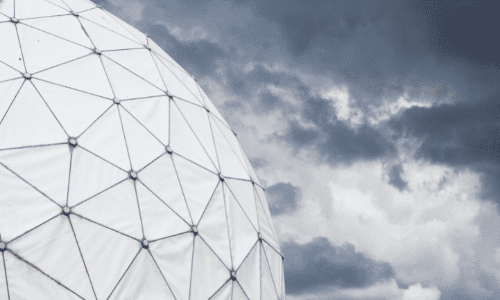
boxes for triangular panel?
[224,184,258,270]
[72,179,143,239]
[0,144,70,206]
[136,181,191,241]
[79,17,142,51]
[139,154,192,224]
[103,49,165,91]
[236,242,260,300]
[0,82,67,150]
[35,54,114,98]
[0,79,23,123]
[4,252,82,300]
[101,55,164,100]
[15,0,69,20]
[170,100,217,172]
[0,0,14,18]
[190,236,229,300]
[77,104,131,171]
[0,163,60,241]
[34,79,112,137]
[108,250,175,300]
[175,99,219,170]
[197,184,232,269]
[121,96,169,145]
[149,233,193,300]
[0,23,26,72]
[22,15,94,48]
[8,215,95,299]
[226,179,259,230]
[152,54,204,106]
[67,146,127,206]
[173,154,219,224]
[71,214,140,300]
[119,105,165,171]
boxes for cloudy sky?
[91,0,500,299]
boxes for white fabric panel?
[0,145,70,206]
[0,0,14,18]
[136,181,191,241]
[149,233,193,300]
[0,82,67,150]
[79,17,142,51]
[0,79,23,123]
[0,164,60,241]
[72,179,143,239]
[236,242,260,300]
[173,154,219,224]
[224,184,258,270]
[0,23,26,72]
[8,215,95,299]
[34,79,112,137]
[190,236,229,300]
[67,146,127,206]
[4,252,83,300]
[108,249,175,300]
[121,96,170,145]
[15,0,69,20]
[35,54,114,98]
[263,242,283,299]
[197,184,232,269]
[78,104,131,171]
[139,154,192,224]
[71,215,140,300]
[22,15,94,48]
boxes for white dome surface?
[0,0,285,299]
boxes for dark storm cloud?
[282,237,395,295]
[388,164,408,192]
[266,182,301,216]
[390,92,500,201]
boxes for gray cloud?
[266,182,301,216]
[388,164,408,192]
[283,237,395,295]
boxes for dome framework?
[0,0,285,299]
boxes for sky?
[91,0,500,299]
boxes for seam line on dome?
[193,80,207,106]
[254,188,280,246]
[7,250,85,299]
[19,22,93,54]
[116,106,134,171]
[221,184,235,270]
[0,74,23,85]
[207,279,230,299]
[76,103,114,139]
[0,162,60,207]
[2,252,9,300]
[236,240,259,272]
[135,181,191,227]
[172,100,219,172]
[148,250,178,300]
[136,151,165,173]
[14,14,73,22]
[226,184,259,233]
[236,280,251,300]
[31,81,70,137]
[187,235,196,300]
[170,155,194,225]
[99,9,145,46]
[78,14,143,48]
[120,105,166,148]
[65,149,74,206]
[68,217,98,299]
[152,53,204,107]
[150,50,190,77]
[71,178,128,208]
[13,22,27,73]
[207,112,222,171]
[8,214,60,244]
[72,213,139,242]
[262,239,283,258]
[42,0,70,12]
[0,79,25,127]
[106,248,141,300]
[32,53,92,76]
[32,78,112,102]
[199,229,231,271]
[76,145,127,173]
[195,181,221,228]
[262,243,280,297]
[0,142,66,152]
[132,181,146,239]
[76,7,98,15]
[148,50,169,92]
[148,231,191,244]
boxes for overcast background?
[93,0,500,299]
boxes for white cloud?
[402,283,441,300]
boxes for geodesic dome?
[0,0,285,298]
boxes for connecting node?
[145,45,151,51]
[10,18,18,23]
[0,242,6,252]
[250,179,255,186]
[191,225,198,236]
[93,48,101,55]
[113,98,121,105]
[62,206,71,216]
[218,173,224,182]
[129,171,138,181]
[68,137,78,148]
[141,239,149,249]
[166,146,173,154]
[230,270,237,281]
[23,73,31,80]
[71,11,79,17]
[205,108,210,113]
[258,232,263,242]
[232,130,237,137]
[167,94,173,100]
